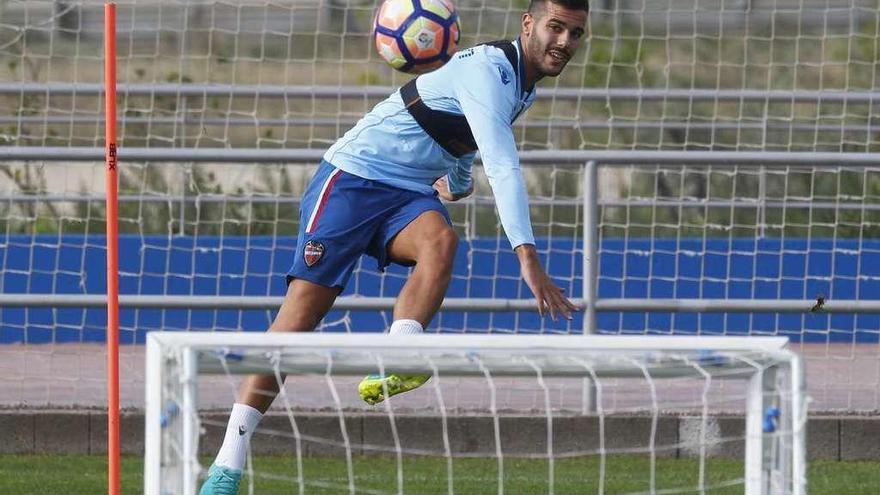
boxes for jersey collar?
[514,38,535,98]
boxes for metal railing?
[2,147,880,335]
[5,82,879,102]
[5,83,877,136]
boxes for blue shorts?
[287,161,451,289]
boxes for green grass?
[1,454,879,494]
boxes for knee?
[266,304,318,332]
[434,228,458,271]
[421,227,458,275]
[268,280,339,332]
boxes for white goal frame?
[144,333,805,495]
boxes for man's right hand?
[515,244,579,321]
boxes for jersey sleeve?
[446,152,475,195]
[452,53,536,249]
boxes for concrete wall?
[3,411,878,461]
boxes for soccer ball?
[373,0,461,74]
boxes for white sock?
[389,319,424,336]
[213,403,263,471]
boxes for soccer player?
[200,0,588,493]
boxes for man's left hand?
[515,244,580,321]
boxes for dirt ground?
[1,342,877,414]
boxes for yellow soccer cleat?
[358,373,430,405]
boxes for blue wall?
[1,235,878,344]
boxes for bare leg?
[386,210,458,327]
[200,279,340,485]
[237,278,340,413]
[356,211,458,405]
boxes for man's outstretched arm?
[451,51,577,320]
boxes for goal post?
[145,333,805,495]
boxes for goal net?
[0,0,877,414]
[146,333,806,495]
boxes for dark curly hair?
[528,0,590,15]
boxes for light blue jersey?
[323,38,537,249]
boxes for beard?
[529,35,569,78]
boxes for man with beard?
[200,1,588,493]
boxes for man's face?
[523,2,588,77]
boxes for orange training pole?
[104,4,120,495]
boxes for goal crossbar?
[148,332,790,355]
[146,333,793,378]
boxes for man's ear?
[522,12,533,37]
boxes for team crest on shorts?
[303,240,325,267]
